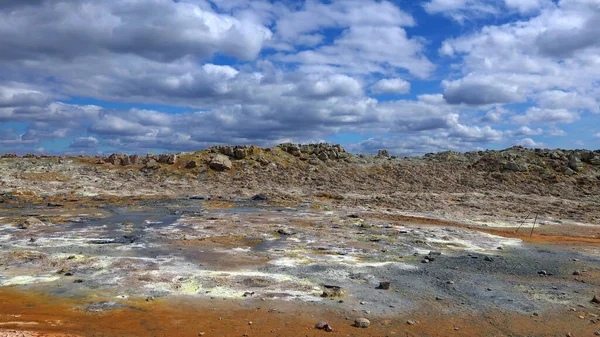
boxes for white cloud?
[511,107,580,125]
[506,126,543,137]
[515,137,545,148]
[371,78,411,95]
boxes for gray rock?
[564,167,576,176]
[354,318,370,328]
[318,152,329,161]
[209,154,232,171]
[143,159,160,170]
[158,154,177,165]
[377,150,390,157]
[504,161,528,172]
[569,156,583,172]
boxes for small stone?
[248,321,253,325]
[532,312,539,317]
[435,296,444,301]
[324,325,333,332]
[446,280,455,285]
[592,295,600,304]
[354,318,370,328]
[198,333,205,336]
[378,281,391,290]
[484,256,494,262]
[315,321,328,329]
[184,160,198,169]
[406,320,416,325]
[421,259,429,264]
[579,315,585,319]
[538,270,548,276]
[573,271,581,276]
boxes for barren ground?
[0,145,599,336]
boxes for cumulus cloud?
[0,0,596,154]
[69,137,99,149]
[515,138,545,148]
[0,0,272,62]
[443,77,523,105]
[511,107,580,125]
[371,78,411,95]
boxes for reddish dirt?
[364,213,600,245]
[1,288,598,337]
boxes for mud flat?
[1,197,600,336]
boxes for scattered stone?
[446,281,455,285]
[315,321,328,329]
[143,159,161,170]
[377,281,391,290]
[538,270,548,276]
[251,194,268,201]
[354,318,370,328]
[209,154,232,171]
[321,285,344,298]
[277,228,295,236]
[591,295,600,304]
[484,256,494,262]
[243,292,255,297]
[406,320,416,325]
[184,160,198,169]
[573,271,581,276]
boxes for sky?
[0,0,599,156]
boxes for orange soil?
[0,288,598,337]
[364,213,600,245]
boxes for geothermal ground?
[0,144,599,336]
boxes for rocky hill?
[1,144,599,224]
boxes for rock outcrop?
[209,154,232,171]
[278,143,350,161]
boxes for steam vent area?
[1,144,600,336]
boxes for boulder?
[377,150,390,157]
[143,159,161,170]
[503,161,528,172]
[184,160,198,169]
[158,154,177,165]
[354,318,370,328]
[568,156,584,172]
[209,154,232,171]
[1,153,18,158]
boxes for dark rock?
[377,150,390,157]
[185,160,198,169]
[315,320,333,332]
[251,194,268,201]
[592,295,600,304]
[377,281,391,290]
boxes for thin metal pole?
[530,214,538,237]
[515,212,532,233]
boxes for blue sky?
[0,0,598,156]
